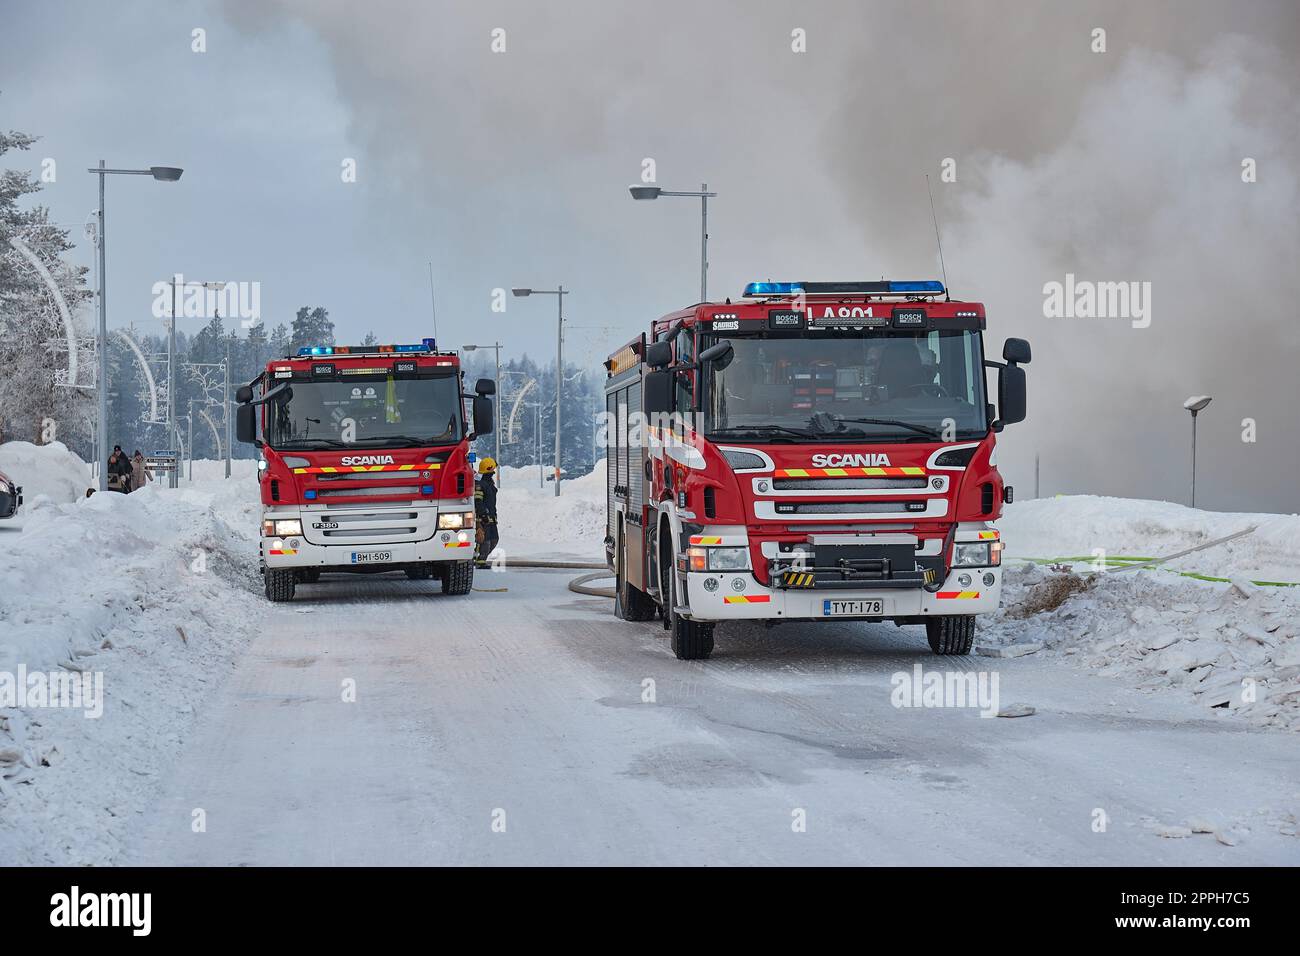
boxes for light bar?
[296,340,437,357]
[742,280,946,297]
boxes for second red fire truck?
[604,280,1030,659]
[235,338,494,601]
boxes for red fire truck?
[604,280,1030,659]
[235,338,494,602]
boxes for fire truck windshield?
[265,373,463,449]
[703,329,987,442]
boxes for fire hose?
[473,558,615,598]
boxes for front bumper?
[260,529,474,569]
[682,566,1002,621]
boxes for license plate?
[822,598,885,616]
[351,550,392,564]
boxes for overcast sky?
[3,0,1297,512]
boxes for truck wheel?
[926,615,975,655]
[442,560,473,595]
[405,566,433,580]
[615,526,657,621]
[265,568,296,602]
[667,570,714,660]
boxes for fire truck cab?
[604,280,1030,659]
[235,338,494,602]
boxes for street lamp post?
[1183,395,1212,508]
[512,287,568,496]
[86,162,183,490]
[167,278,225,487]
[462,342,502,482]
[629,182,717,302]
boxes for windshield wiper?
[363,436,455,447]
[275,438,352,449]
[824,416,944,440]
[708,424,815,441]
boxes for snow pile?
[0,440,92,507]
[984,496,1300,731]
[493,458,607,560]
[1000,495,1300,584]
[0,465,266,864]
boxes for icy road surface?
[125,566,1300,866]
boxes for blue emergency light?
[743,280,946,297]
[296,340,437,357]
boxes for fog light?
[270,538,284,549]
[457,530,469,543]
[958,573,972,588]
[730,577,746,592]
[703,577,719,592]
[983,572,996,587]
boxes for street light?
[166,279,224,487]
[86,161,184,489]
[462,342,502,481]
[1183,395,1212,508]
[628,182,717,302]
[512,287,569,496]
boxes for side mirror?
[235,384,254,404]
[474,378,496,396]
[699,341,733,367]
[1003,337,1031,365]
[236,403,259,444]
[472,395,494,437]
[998,363,1027,426]
[644,341,673,369]
[643,370,673,414]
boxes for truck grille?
[774,500,926,515]
[300,503,435,545]
[773,476,926,490]
[317,485,422,499]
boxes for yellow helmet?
[478,457,497,474]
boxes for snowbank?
[0,465,267,864]
[1000,495,1300,584]
[493,459,607,560]
[0,440,92,506]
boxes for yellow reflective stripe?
[900,467,925,475]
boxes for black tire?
[667,565,714,660]
[442,560,473,595]
[926,615,975,655]
[405,566,433,580]
[265,568,296,602]
[615,525,657,621]
[659,524,674,631]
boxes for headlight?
[263,519,302,537]
[706,547,750,571]
[438,511,474,530]
[952,541,1001,567]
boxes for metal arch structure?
[505,378,537,444]
[197,406,223,462]
[113,329,161,422]
[7,235,81,386]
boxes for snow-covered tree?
[0,119,93,446]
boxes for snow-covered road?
[122,564,1298,866]
[3,447,1298,866]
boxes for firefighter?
[474,457,500,565]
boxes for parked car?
[0,468,22,519]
